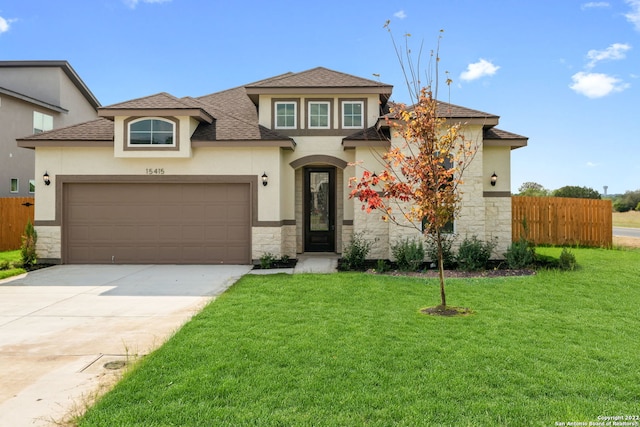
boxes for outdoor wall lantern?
[262,172,268,186]
[490,172,498,186]
[43,171,51,186]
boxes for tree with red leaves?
[349,27,478,309]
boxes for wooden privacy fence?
[512,196,612,247]
[0,197,35,251]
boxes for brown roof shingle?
[18,118,114,142]
[246,67,392,90]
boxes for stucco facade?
[0,61,99,197]
[19,67,526,264]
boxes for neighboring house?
[0,61,100,197]
[18,67,527,265]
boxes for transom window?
[128,118,175,145]
[275,102,297,129]
[342,101,364,128]
[33,111,53,134]
[308,101,330,129]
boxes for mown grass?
[80,247,640,426]
[0,250,25,280]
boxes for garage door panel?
[64,183,251,264]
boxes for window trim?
[33,111,54,134]
[340,99,365,129]
[124,117,180,151]
[10,178,18,193]
[307,100,331,129]
[273,100,299,130]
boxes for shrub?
[341,232,372,271]
[392,238,425,271]
[21,220,38,266]
[375,259,389,273]
[259,252,276,269]
[504,237,536,269]
[0,260,9,270]
[424,234,456,269]
[613,200,632,212]
[456,235,497,272]
[558,248,577,271]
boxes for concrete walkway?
[0,264,251,427]
[248,253,339,275]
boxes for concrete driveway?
[0,264,251,426]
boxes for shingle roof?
[101,92,203,110]
[18,118,114,141]
[193,90,292,141]
[388,100,499,120]
[343,126,390,141]
[246,67,392,90]
[484,128,527,140]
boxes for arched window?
[128,118,175,145]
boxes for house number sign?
[145,168,165,175]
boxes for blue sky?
[1,0,639,194]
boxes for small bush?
[0,260,9,270]
[21,220,38,266]
[392,238,425,271]
[456,235,497,272]
[504,237,536,269]
[341,232,372,271]
[558,248,577,271]
[375,259,389,273]
[259,252,276,269]
[424,234,456,269]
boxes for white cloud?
[0,16,13,34]
[393,10,407,19]
[586,161,598,167]
[626,0,640,31]
[460,59,500,82]
[124,0,171,9]
[586,43,631,68]
[581,2,610,10]
[570,71,630,98]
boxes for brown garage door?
[64,183,251,264]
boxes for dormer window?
[128,118,175,146]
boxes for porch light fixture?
[490,172,498,186]
[261,172,268,186]
[43,171,51,186]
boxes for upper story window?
[33,111,53,134]
[10,178,18,193]
[342,101,364,129]
[128,118,175,146]
[308,101,330,129]
[275,102,297,129]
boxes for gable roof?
[484,127,528,149]
[0,60,101,110]
[245,67,393,104]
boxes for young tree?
[349,27,478,310]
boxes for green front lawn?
[80,247,640,426]
[0,250,25,280]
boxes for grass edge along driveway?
[80,247,640,427]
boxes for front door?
[304,167,335,252]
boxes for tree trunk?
[437,229,447,307]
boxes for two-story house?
[0,61,100,197]
[18,67,526,265]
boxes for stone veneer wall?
[281,225,297,259]
[484,196,512,257]
[252,226,283,260]
[35,226,61,262]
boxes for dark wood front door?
[304,167,335,252]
